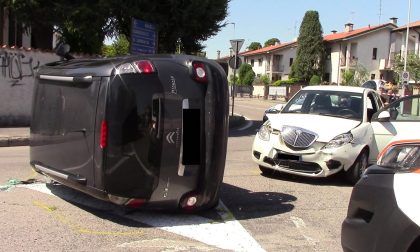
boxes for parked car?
[341,136,420,252]
[30,47,229,212]
[361,79,385,91]
[252,85,420,183]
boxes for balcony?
[340,57,358,67]
[266,65,285,73]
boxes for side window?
[389,97,420,121]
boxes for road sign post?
[402,71,410,86]
[229,39,244,117]
[131,18,158,54]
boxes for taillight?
[180,192,200,211]
[192,62,207,83]
[134,60,155,73]
[108,194,147,208]
[125,198,146,208]
[100,120,107,149]
[115,60,155,75]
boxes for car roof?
[302,85,367,94]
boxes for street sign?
[131,19,157,54]
[402,71,410,85]
[229,56,242,69]
[230,39,244,55]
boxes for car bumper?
[341,166,420,252]
[251,134,360,177]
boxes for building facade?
[217,18,420,86]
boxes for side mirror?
[377,110,390,122]
[55,43,74,60]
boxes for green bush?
[309,75,321,85]
[272,78,299,86]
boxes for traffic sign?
[131,19,157,54]
[230,39,244,55]
[229,56,242,69]
[402,71,410,86]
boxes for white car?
[252,85,420,183]
[342,135,420,251]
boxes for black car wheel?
[346,150,368,184]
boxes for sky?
[203,0,420,59]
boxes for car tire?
[259,165,274,176]
[346,150,368,185]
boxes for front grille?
[273,158,322,174]
[281,126,318,149]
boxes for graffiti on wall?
[0,48,59,126]
[0,49,40,86]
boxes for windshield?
[282,90,363,120]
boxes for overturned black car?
[30,52,229,212]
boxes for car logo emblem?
[293,129,302,146]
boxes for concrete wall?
[0,48,60,126]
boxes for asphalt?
[0,96,285,147]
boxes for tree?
[341,64,369,86]
[260,74,271,86]
[342,69,355,86]
[393,52,420,85]
[101,35,130,57]
[247,42,262,51]
[238,64,255,86]
[4,0,229,54]
[264,38,280,47]
[309,75,321,85]
[290,10,325,83]
[107,0,229,54]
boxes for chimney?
[345,23,354,32]
[331,30,337,34]
[217,50,220,59]
[389,17,398,25]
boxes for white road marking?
[20,183,265,252]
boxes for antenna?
[378,0,382,24]
[349,11,355,23]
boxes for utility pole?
[229,39,244,116]
[403,0,411,73]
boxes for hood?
[267,113,361,142]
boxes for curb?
[0,136,29,147]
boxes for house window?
[372,48,377,60]
[289,58,293,66]
[258,59,262,66]
[251,59,254,66]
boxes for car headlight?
[378,144,420,172]
[258,124,271,141]
[322,132,353,149]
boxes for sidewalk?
[0,127,29,147]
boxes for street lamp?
[403,0,411,72]
[226,22,236,38]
